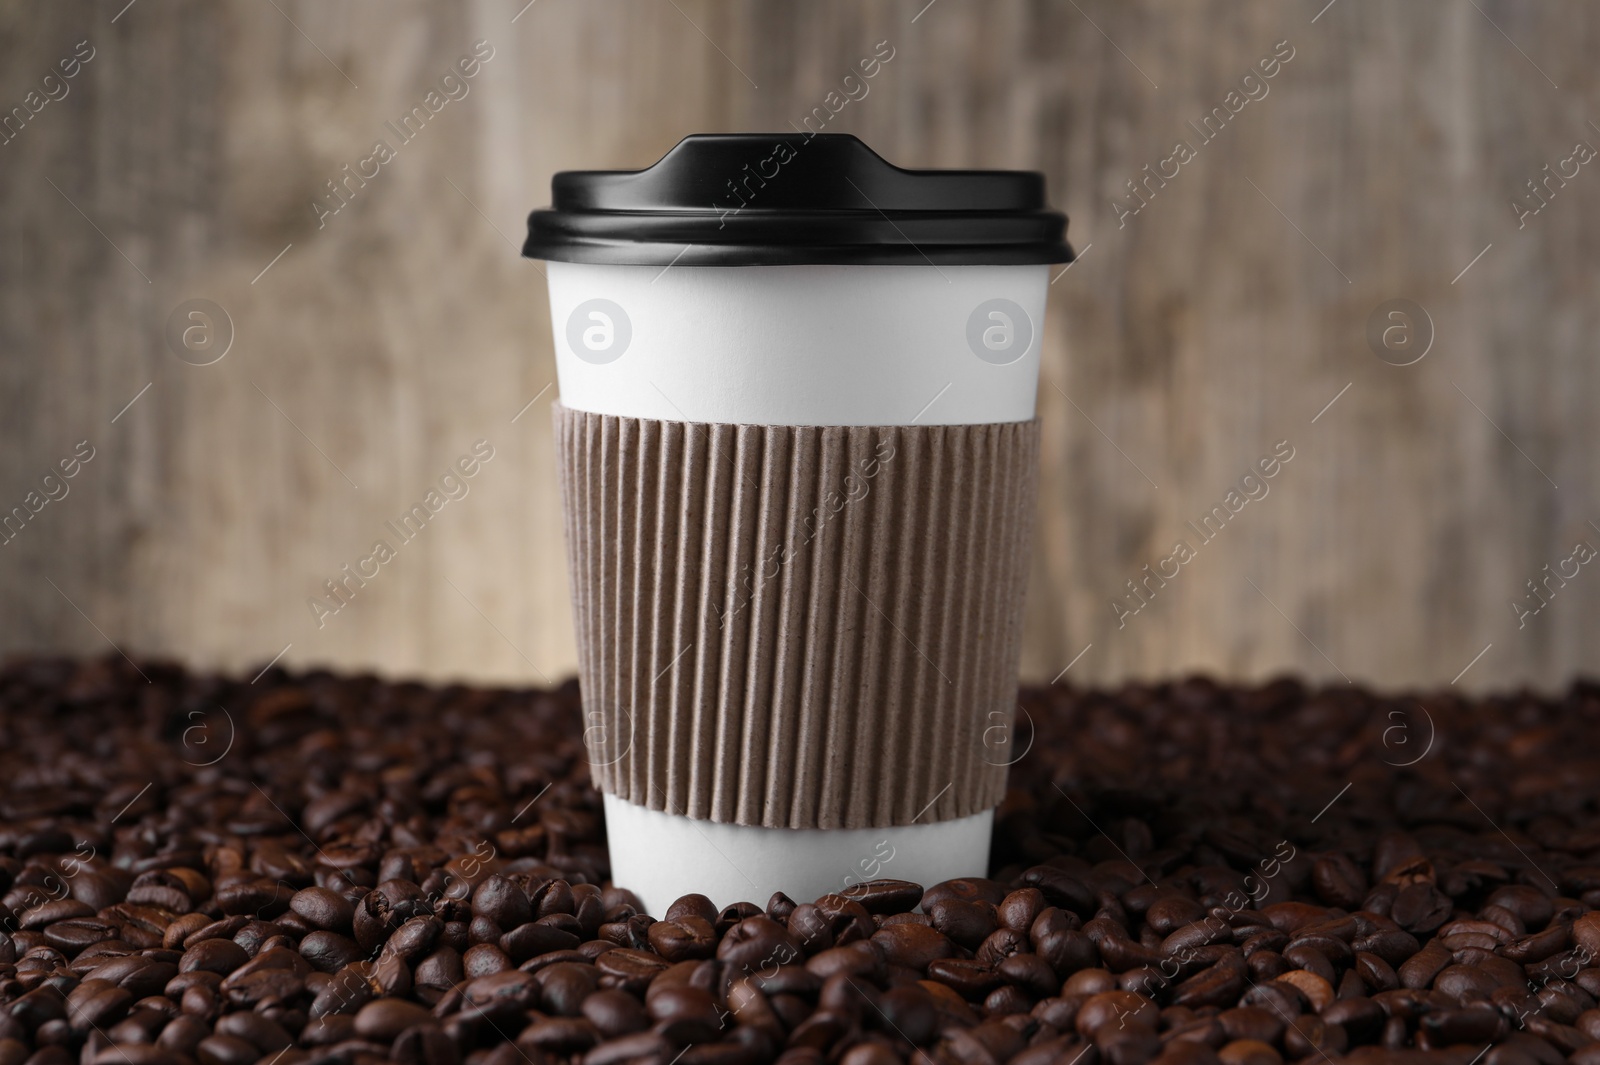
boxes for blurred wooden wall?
[2,0,1596,693]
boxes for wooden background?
[2,0,1595,693]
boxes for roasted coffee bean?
[593,947,668,994]
[863,923,949,973]
[460,970,539,1019]
[517,1015,598,1054]
[534,961,599,1016]
[64,980,133,1032]
[179,939,248,976]
[295,929,362,975]
[470,876,531,929]
[352,998,433,1042]
[927,898,997,951]
[647,916,716,962]
[577,988,648,1038]
[919,878,1005,909]
[1284,1014,1346,1057]
[839,879,924,916]
[1166,957,1238,1009]
[498,921,579,963]
[288,887,353,933]
[214,1011,293,1053]
[1497,886,1558,931]
[195,1033,258,1065]
[646,985,720,1043]
[460,943,511,980]
[391,1024,456,1065]
[1217,1038,1282,1065]
[718,916,801,976]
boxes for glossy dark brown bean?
[352,997,434,1041]
[470,877,531,929]
[839,879,924,915]
[288,887,353,932]
[870,923,955,972]
[178,939,248,976]
[534,961,599,1016]
[646,916,716,962]
[926,898,997,951]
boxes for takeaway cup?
[523,134,1072,915]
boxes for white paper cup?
[526,134,1071,915]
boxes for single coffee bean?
[288,887,353,933]
[386,915,442,961]
[470,876,531,929]
[352,997,434,1042]
[663,894,718,925]
[1174,958,1246,1009]
[195,1033,258,1065]
[535,961,600,1016]
[1496,886,1558,932]
[461,942,511,979]
[1217,1039,1282,1065]
[870,923,955,972]
[498,921,580,963]
[838,879,924,916]
[516,1016,599,1055]
[179,939,248,976]
[927,898,996,950]
[1143,895,1204,936]
[590,947,666,995]
[647,916,716,962]
[579,988,648,1038]
[214,1011,293,1053]
[64,980,134,1033]
[647,985,721,1043]
[926,958,1003,1002]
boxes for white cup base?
[602,793,994,917]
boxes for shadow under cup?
[524,134,1072,915]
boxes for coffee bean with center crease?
[289,887,353,933]
[871,923,955,971]
[471,876,531,929]
[594,947,668,994]
[179,939,248,976]
[296,930,363,974]
[717,916,801,977]
[64,980,133,1032]
[646,916,716,962]
[461,970,539,1019]
[838,879,924,915]
[499,920,579,964]
[43,919,118,954]
[928,898,997,951]
[926,958,1003,1002]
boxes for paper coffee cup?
[524,134,1072,915]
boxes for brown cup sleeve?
[553,402,1040,831]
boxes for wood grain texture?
[1,0,1595,692]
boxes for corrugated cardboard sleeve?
[554,402,1040,830]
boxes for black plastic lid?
[523,133,1072,267]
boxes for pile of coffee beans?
[2,656,1599,1065]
